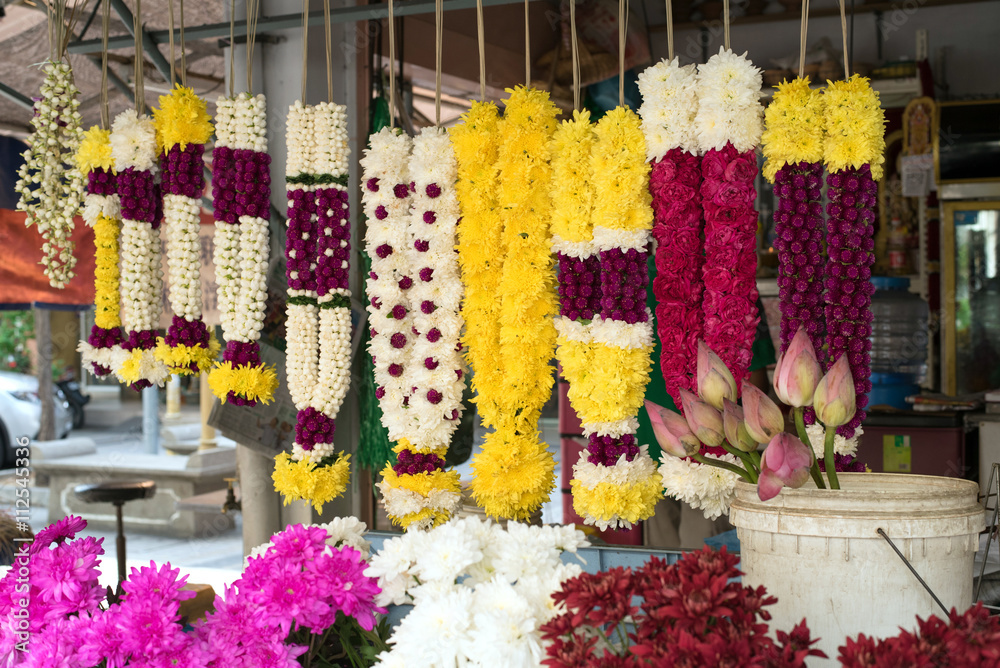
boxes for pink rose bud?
[773,327,823,407]
[679,388,725,448]
[741,381,784,444]
[723,398,757,452]
[813,355,857,427]
[697,340,737,410]
[645,400,701,458]
[758,433,814,501]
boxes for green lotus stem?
[693,453,754,482]
[748,449,762,468]
[825,425,840,489]
[722,442,759,482]
[794,407,826,490]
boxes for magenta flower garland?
[824,165,876,438]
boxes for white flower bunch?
[361,128,415,443]
[163,194,203,320]
[233,215,269,343]
[314,102,349,176]
[230,92,267,153]
[110,109,159,172]
[285,101,314,178]
[15,60,85,289]
[213,222,241,341]
[658,451,741,520]
[82,194,120,226]
[695,47,764,154]
[637,57,700,160]
[405,127,467,450]
[247,517,371,566]
[806,423,861,459]
[366,517,588,668]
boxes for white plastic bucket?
[729,473,984,665]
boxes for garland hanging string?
[799,0,809,78]
[524,0,530,84]
[229,0,235,96]
[325,0,334,101]
[389,0,396,126]
[134,0,144,112]
[301,0,309,103]
[839,0,849,76]
[101,0,110,128]
[246,0,261,92]
[476,0,486,99]
[180,0,187,85]
[435,0,443,125]
[723,0,730,51]
[168,0,176,87]
[665,0,673,61]
[571,0,579,110]
[619,0,625,106]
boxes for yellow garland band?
[152,84,214,153]
[207,361,279,405]
[466,87,559,521]
[550,109,596,245]
[565,342,653,425]
[154,337,221,375]
[378,466,463,530]
[823,74,886,181]
[93,214,122,330]
[272,451,351,514]
[761,77,826,183]
[571,469,664,527]
[77,127,115,174]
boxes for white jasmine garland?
[636,57,700,160]
[695,47,764,154]
[234,215,269,343]
[313,294,352,418]
[119,219,163,332]
[285,301,319,410]
[163,194,203,320]
[15,61,85,289]
[658,451,741,520]
[212,222,241,339]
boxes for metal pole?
[142,385,159,454]
[115,502,127,584]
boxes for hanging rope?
[435,0,443,125]
[100,0,110,128]
[324,0,333,102]
[301,0,309,102]
[723,0,730,51]
[665,0,674,61]
[389,0,396,127]
[246,0,261,92]
[798,0,809,78]
[228,0,235,96]
[838,0,849,76]
[476,0,486,99]
[168,0,176,87]
[618,0,626,107]
[134,0,144,113]
[524,0,530,85]
[180,0,187,86]
[570,0,580,110]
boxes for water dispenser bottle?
[869,276,929,409]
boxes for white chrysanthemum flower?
[695,47,763,153]
[110,109,158,172]
[806,423,861,458]
[637,57,700,158]
[658,452,740,520]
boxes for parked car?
[0,371,72,468]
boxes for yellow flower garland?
[761,77,826,183]
[570,471,664,527]
[154,338,221,375]
[272,451,351,514]
[550,109,596,245]
[93,214,121,330]
[591,108,654,235]
[152,84,213,153]
[460,88,559,521]
[207,361,279,404]
[77,127,115,174]
[823,74,886,180]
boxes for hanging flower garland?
[272,101,354,514]
[695,47,764,388]
[208,92,278,406]
[373,127,466,530]
[464,87,559,521]
[110,110,170,390]
[762,77,826,359]
[152,85,220,375]
[637,58,703,406]
[75,128,126,377]
[15,61,85,289]
[565,108,662,531]
[822,74,885,440]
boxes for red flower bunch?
[701,143,760,389]
[839,603,1000,668]
[541,546,824,667]
[649,148,704,407]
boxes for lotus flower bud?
[813,355,857,427]
[773,327,823,407]
[645,400,702,458]
[742,381,784,444]
[758,433,814,501]
[679,388,725,448]
[697,340,737,410]
[723,398,757,452]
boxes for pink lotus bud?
[697,340,737,410]
[813,355,857,427]
[741,381,784,444]
[758,433,814,501]
[645,400,701,458]
[679,388,724,448]
[723,399,757,452]
[773,328,822,407]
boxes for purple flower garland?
[824,165,876,438]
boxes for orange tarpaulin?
[0,209,95,309]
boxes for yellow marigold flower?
[273,452,351,514]
[154,336,221,375]
[153,84,213,153]
[761,77,825,183]
[76,126,115,174]
[591,107,652,233]
[550,109,596,244]
[571,469,663,526]
[823,74,886,180]
[208,361,279,404]
[92,214,121,330]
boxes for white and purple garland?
[284,101,353,465]
[209,93,275,405]
[110,110,169,390]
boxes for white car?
[0,371,72,468]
